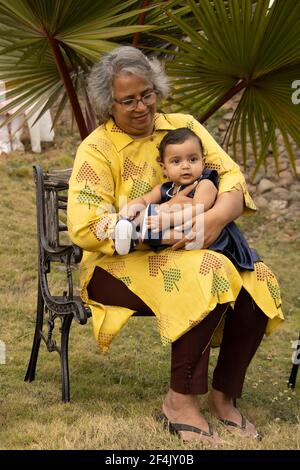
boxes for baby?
[114,127,260,271]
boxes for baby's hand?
[119,205,135,221]
[146,209,172,232]
[119,202,145,221]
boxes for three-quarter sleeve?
[188,116,257,214]
[67,137,118,255]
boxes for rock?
[218,122,227,131]
[290,190,300,201]
[288,201,300,211]
[252,171,265,185]
[278,170,294,185]
[266,155,289,170]
[260,191,275,201]
[268,199,289,211]
[272,187,293,200]
[277,177,295,188]
[257,178,275,194]
[253,196,268,209]
[276,160,289,172]
[224,112,234,120]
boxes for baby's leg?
[139,204,183,248]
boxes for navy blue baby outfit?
[143,169,260,271]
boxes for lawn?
[0,125,299,450]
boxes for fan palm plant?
[149,0,300,176]
[0,0,161,139]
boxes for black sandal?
[219,414,262,441]
[156,412,214,439]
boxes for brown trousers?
[88,266,268,398]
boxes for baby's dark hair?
[158,127,204,162]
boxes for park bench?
[24,165,154,402]
[24,165,299,402]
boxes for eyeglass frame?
[112,89,157,111]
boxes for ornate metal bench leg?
[24,282,44,382]
[288,332,300,388]
[288,363,299,389]
[60,314,73,402]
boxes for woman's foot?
[161,389,222,445]
[208,388,261,439]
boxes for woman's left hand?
[172,207,223,250]
[172,189,244,250]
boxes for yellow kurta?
[67,113,284,352]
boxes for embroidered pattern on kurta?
[77,185,103,208]
[76,161,100,185]
[255,262,281,308]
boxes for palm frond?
[151,0,300,172]
[0,0,161,137]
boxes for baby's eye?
[190,156,200,163]
[171,159,180,164]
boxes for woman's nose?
[135,99,147,111]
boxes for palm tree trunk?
[199,79,247,124]
[47,35,89,140]
[132,0,150,47]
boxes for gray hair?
[88,46,170,123]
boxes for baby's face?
[162,137,204,186]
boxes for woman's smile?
[133,112,150,122]
[112,74,156,138]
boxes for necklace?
[166,183,182,198]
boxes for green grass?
[0,145,299,450]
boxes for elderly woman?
[67,46,283,444]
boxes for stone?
[272,187,293,200]
[278,170,294,184]
[277,177,295,188]
[268,199,289,211]
[251,171,265,185]
[290,191,300,201]
[253,196,268,209]
[247,183,256,194]
[224,111,234,120]
[260,191,275,201]
[288,201,300,211]
[218,122,227,131]
[257,178,275,194]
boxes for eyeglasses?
[113,90,157,111]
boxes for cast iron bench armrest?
[42,243,83,264]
